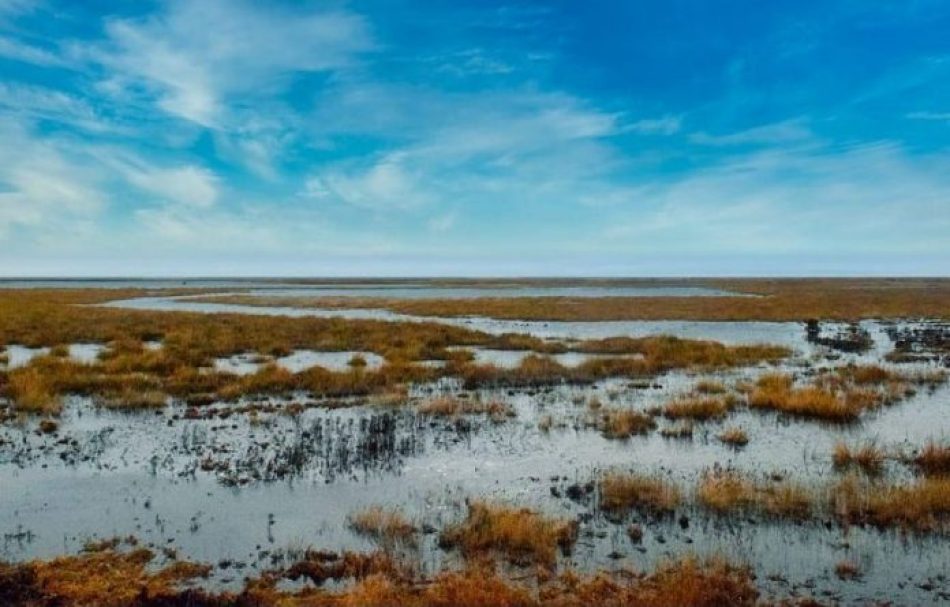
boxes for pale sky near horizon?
[1,1,949,276]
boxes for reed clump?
[348,506,416,547]
[663,395,735,421]
[913,441,950,476]
[599,408,656,439]
[417,396,514,421]
[718,427,748,446]
[697,471,812,520]
[439,501,578,568]
[832,442,885,474]
[830,474,950,531]
[599,472,682,516]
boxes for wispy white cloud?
[690,119,815,146]
[606,141,950,254]
[86,0,375,128]
[0,34,64,66]
[0,118,105,235]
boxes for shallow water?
[2,358,949,602]
[0,278,742,298]
[3,294,949,603]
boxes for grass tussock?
[6,367,62,415]
[718,427,748,447]
[0,545,210,607]
[913,441,950,476]
[439,501,578,568]
[348,506,416,547]
[747,366,943,423]
[694,380,727,394]
[417,396,514,421]
[832,442,885,474]
[663,395,734,421]
[599,408,656,439]
[697,471,812,520]
[599,472,682,516]
[830,474,950,532]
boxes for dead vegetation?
[599,472,682,516]
[416,396,514,421]
[439,501,578,568]
[200,278,950,322]
[697,471,812,520]
[832,442,885,474]
[747,366,944,422]
[912,441,950,477]
[718,427,748,447]
[0,548,760,607]
[663,395,735,421]
[348,506,416,547]
[598,408,656,439]
[831,474,950,532]
[0,290,789,416]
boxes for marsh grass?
[348,506,416,547]
[913,441,950,476]
[663,395,735,421]
[599,408,656,439]
[599,472,682,516]
[718,427,748,447]
[417,396,514,421]
[830,474,950,531]
[832,441,885,475]
[748,366,943,422]
[439,501,578,568]
[697,471,812,520]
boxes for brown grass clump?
[439,501,578,568]
[660,421,694,439]
[694,380,727,394]
[539,556,758,607]
[417,396,514,421]
[746,370,923,423]
[834,560,861,581]
[0,546,210,607]
[718,427,748,447]
[599,408,656,439]
[6,367,62,415]
[348,506,416,546]
[832,442,885,475]
[830,474,950,532]
[599,472,682,516]
[663,395,734,421]
[913,441,950,477]
[697,471,812,520]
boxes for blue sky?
[1,0,949,276]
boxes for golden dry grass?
[417,396,514,421]
[718,427,748,446]
[0,550,760,607]
[439,501,578,568]
[830,474,950,531]
[747,366,943,423]
[832,441,885,474]
[599,472,682,515]
[0,289,790,415]
[663,395,734,421]
[598,408,656,439]
[913,441,950,476]
[0,545,210,607]
[697,471,812,519]
[200,278,950,321]
[348,506,416,547]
